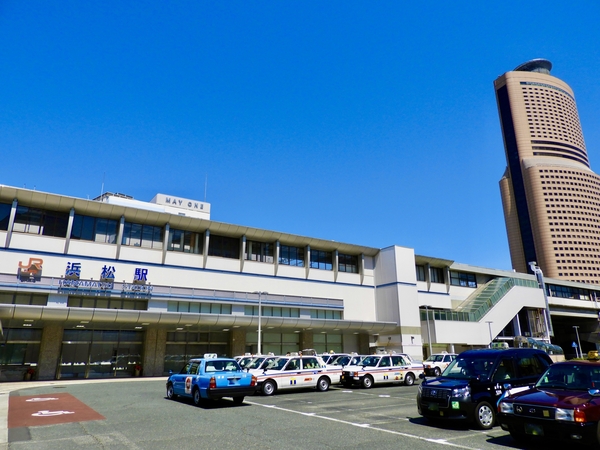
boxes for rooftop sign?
[150,194,210,214]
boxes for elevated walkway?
[421,277,546,346]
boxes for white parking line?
[245,400,481,450]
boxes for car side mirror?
[169,370,173,375]
[502,382,512,390]
[589,388,600,397]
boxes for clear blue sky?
[1,1,599,270]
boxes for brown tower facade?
[495,59,600,283]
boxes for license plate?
[524,423,544,436]
[428,403,439,411]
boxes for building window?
[167,302,232,314]
[168,229,202,253]
[416,265,426,281]
[71,214,118,244]
[0,293,47,305]
[0,203,11,231]
[244,306,300,317]
[245,240,274,263]
[310,249,332,270]
[122,222,163,249]
[449,271,477,288]
[547,284,590,300]
[431,267,444,283]
[67,297,147,310]
[208,234,239,259]
[12,206,69,237]
[310,309,343,319]
[338,253,358,273]
[279,245,305,267]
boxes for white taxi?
[422,352,457,377]
[341,354,423,388]
[250,355,333,396]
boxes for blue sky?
[1,1,599,270]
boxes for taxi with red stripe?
[250,355,332,396]
[341,353,423,388]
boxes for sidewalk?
[0,377,167,449]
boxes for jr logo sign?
[17,258,43,282]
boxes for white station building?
[0,185,599,381]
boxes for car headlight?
[555,408,575,422]
[452,386,470,398]
[418,383,422,393]
[498,401,514,414]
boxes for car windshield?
[443,356,497,379]
[331,355,351,366]
[244,357,267,370]
[360,356,381,367]
[205,360,240,372]
[537,364,599,390]
[238,357,254,368]
[265,357,290,371]
[426,355,445,363]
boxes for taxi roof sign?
[204,353,218,359]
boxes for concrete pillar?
[38,324,63,380]
[300,331,313,351]
[142,327,167,377]
[230,328,245,357]
[357,334,371,355]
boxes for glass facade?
[168,228,202,253]
[0,328,41,382]
[13,206,69,237]
[71,214,118,243]
[208,234,239,259]
[310,249,332,270]
[246,332,299,355]
[245,240,274,263]
[338,253,358,273]
[0,202,11,230]
[122,222,163,249]
[59,329,143,379]
[164,331,229,374]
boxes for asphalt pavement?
[0,378,542,450]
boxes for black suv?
[417,348,553,429]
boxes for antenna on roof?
[101,172,105,196]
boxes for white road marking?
[246,400,480,449]
[32,410,75,417]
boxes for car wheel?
[404,373,415,386]
[362,375,374,389]
[166,383,176,400]
[262,380,276,396]
[193,388,202,406]
[317,376,330,392]
[233,396,245,405]
[434,367,441,377]
[474,401,495,430]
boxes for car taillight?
[574,409,586,423]
[251,375,257,387]
[209,377,216,389]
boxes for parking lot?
[4,379,544,449]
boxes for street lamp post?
[423,305,433,357]
[528,261,554,341]
[253,291,268,355]
[486,321,493,348]
[573,325,583,359]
